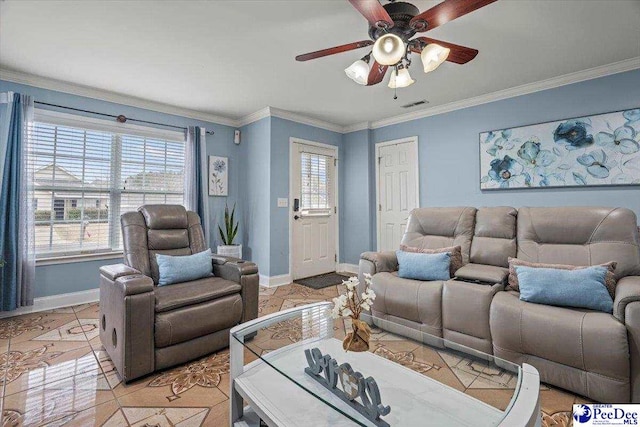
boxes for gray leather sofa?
[359,206,640,403]
[99,205,259,383]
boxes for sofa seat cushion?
[490,291,629,381]
[371,272,443,335]
[155,293,243,348]
[154,276,241,313]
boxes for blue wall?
[269,117,343,276]
[239,117,272,276]
[3,68,639,299]
[366,69,640,250]
[342,129,373,265]
[0,79,239,298]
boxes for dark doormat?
[296,272,352,290]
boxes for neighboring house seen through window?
[31,111,185,258]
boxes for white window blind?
[30,112,185,258]
[300,152,332,213]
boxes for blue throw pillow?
[396,250,451,281]
[156,249,213,286]
[515,265,613,313]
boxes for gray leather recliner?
[99,205,259,383]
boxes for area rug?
[295,272,352,289]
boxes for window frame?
[32,109,186,264]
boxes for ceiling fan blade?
[410,0,498,32]
[348,0,394,29]
[367,60,388,85]
[295,40,374,62]
[410,37,478,64]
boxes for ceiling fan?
[295,0,497,93]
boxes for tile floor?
[0,282,583,426]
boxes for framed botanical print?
[209,156,228,196]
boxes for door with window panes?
[291,142,337,280]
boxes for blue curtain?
[194,127,205,222]
[0,93,35,311]
[185,126,210,246]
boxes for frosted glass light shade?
[421,43,450,73]
[372,34,405,66]
[344,59,370,85]
[388,66,415,89]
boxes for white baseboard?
[0,288,99,319]
[338,263,359,274]
[259,274,292,288]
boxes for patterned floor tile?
[0,282,588,426]
[32,318,100,342]
[3,351,101,396]
[1,341,94,390]
[74,302,100,319]
[0,312,77,344]
[2,373,115,426]
[57,399,122,427]
[117,406,210,426]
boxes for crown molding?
[269,106,344,133]
[369,57,640,130]
[0,67,239,127]
[3,57,639,136]
[342,121,372,133]
[237,107,270,127]
[238,106,344,133]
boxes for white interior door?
[377,138,419,252]
[291,142,337,280]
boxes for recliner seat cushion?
[154,276,241,313]
[490,291,629,382]
[155,293,243,348]
[371,272,443,336]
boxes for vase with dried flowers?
[331,273,376,352]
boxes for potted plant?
[217,203,242,259]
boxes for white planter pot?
[217,244,242,259]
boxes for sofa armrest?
[358,251,398,311]
[99,264,155,383]
[100,264,141,281]
[212,255,259,324]
[100,264,154,296]
[360,251,398,273]
[212,256,259,282]
[614,276,640,322]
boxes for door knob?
[294,215,300,220]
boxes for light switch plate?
[277,198,288,208]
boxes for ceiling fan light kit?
[421,43,451,73]
[388,65,415,89]
[345,57,371,85]
[296,0,495,96]
[372,33,405,65]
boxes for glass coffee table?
[229,302,540,427]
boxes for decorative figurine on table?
[331,274,376,352]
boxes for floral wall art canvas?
[480,108,640,190]
[209,156,228,196]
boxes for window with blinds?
[30,112,185,258]
[300,152,332,213]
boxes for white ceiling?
[1,1,639,127]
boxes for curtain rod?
[33,101,214,135]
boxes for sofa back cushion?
[517,207,640,278]
[470,207,517,267]
[121,205,208,284]
[400,207,476,264]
